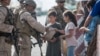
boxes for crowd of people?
[0,0,100,56]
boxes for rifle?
[31,31,43,56]
[7,9,20,56]
[13,29,20,56]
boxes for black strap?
[0,31,11,37]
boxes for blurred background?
[10,0,77,16]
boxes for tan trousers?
[19,34,31,56]
[0,37,11,56]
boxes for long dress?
[46,22,62,56]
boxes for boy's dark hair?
[48,11,57,17]
[63,10,77,27]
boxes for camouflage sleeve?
[0,7,14,33]
[20,12,45,33]
[20,12,36,27]
[0,7,7,23]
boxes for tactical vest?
[0,6,14,37]
[16,11,30,36]
[5,9,14,25]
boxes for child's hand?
[79,27,85,32]
[46,27,56,31]
[50,38,56,43]
[59,35,66,39]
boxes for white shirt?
[65,22,78,47]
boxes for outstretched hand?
[49,38,57,43]
[79,27,89,32]
[59,35,66,39]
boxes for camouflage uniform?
[13,0,25,56]
[0,6,14,56]
[23,0,38,38]
[15,1,45,56]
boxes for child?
[45,10,62,56]
[58,10,78,56]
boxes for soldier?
[23,0,38,38]
[15,0,45,56]
[13,0,36,19]
[46,0,67,29]
[13,1,25,56]
[0,0,14,56]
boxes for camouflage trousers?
[19,33,31,56]
[0,36,11,56]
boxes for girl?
[57,10,78,56]
[45,10,62,56]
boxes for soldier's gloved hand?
[41,35,46,43]
[45,27,49,32]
